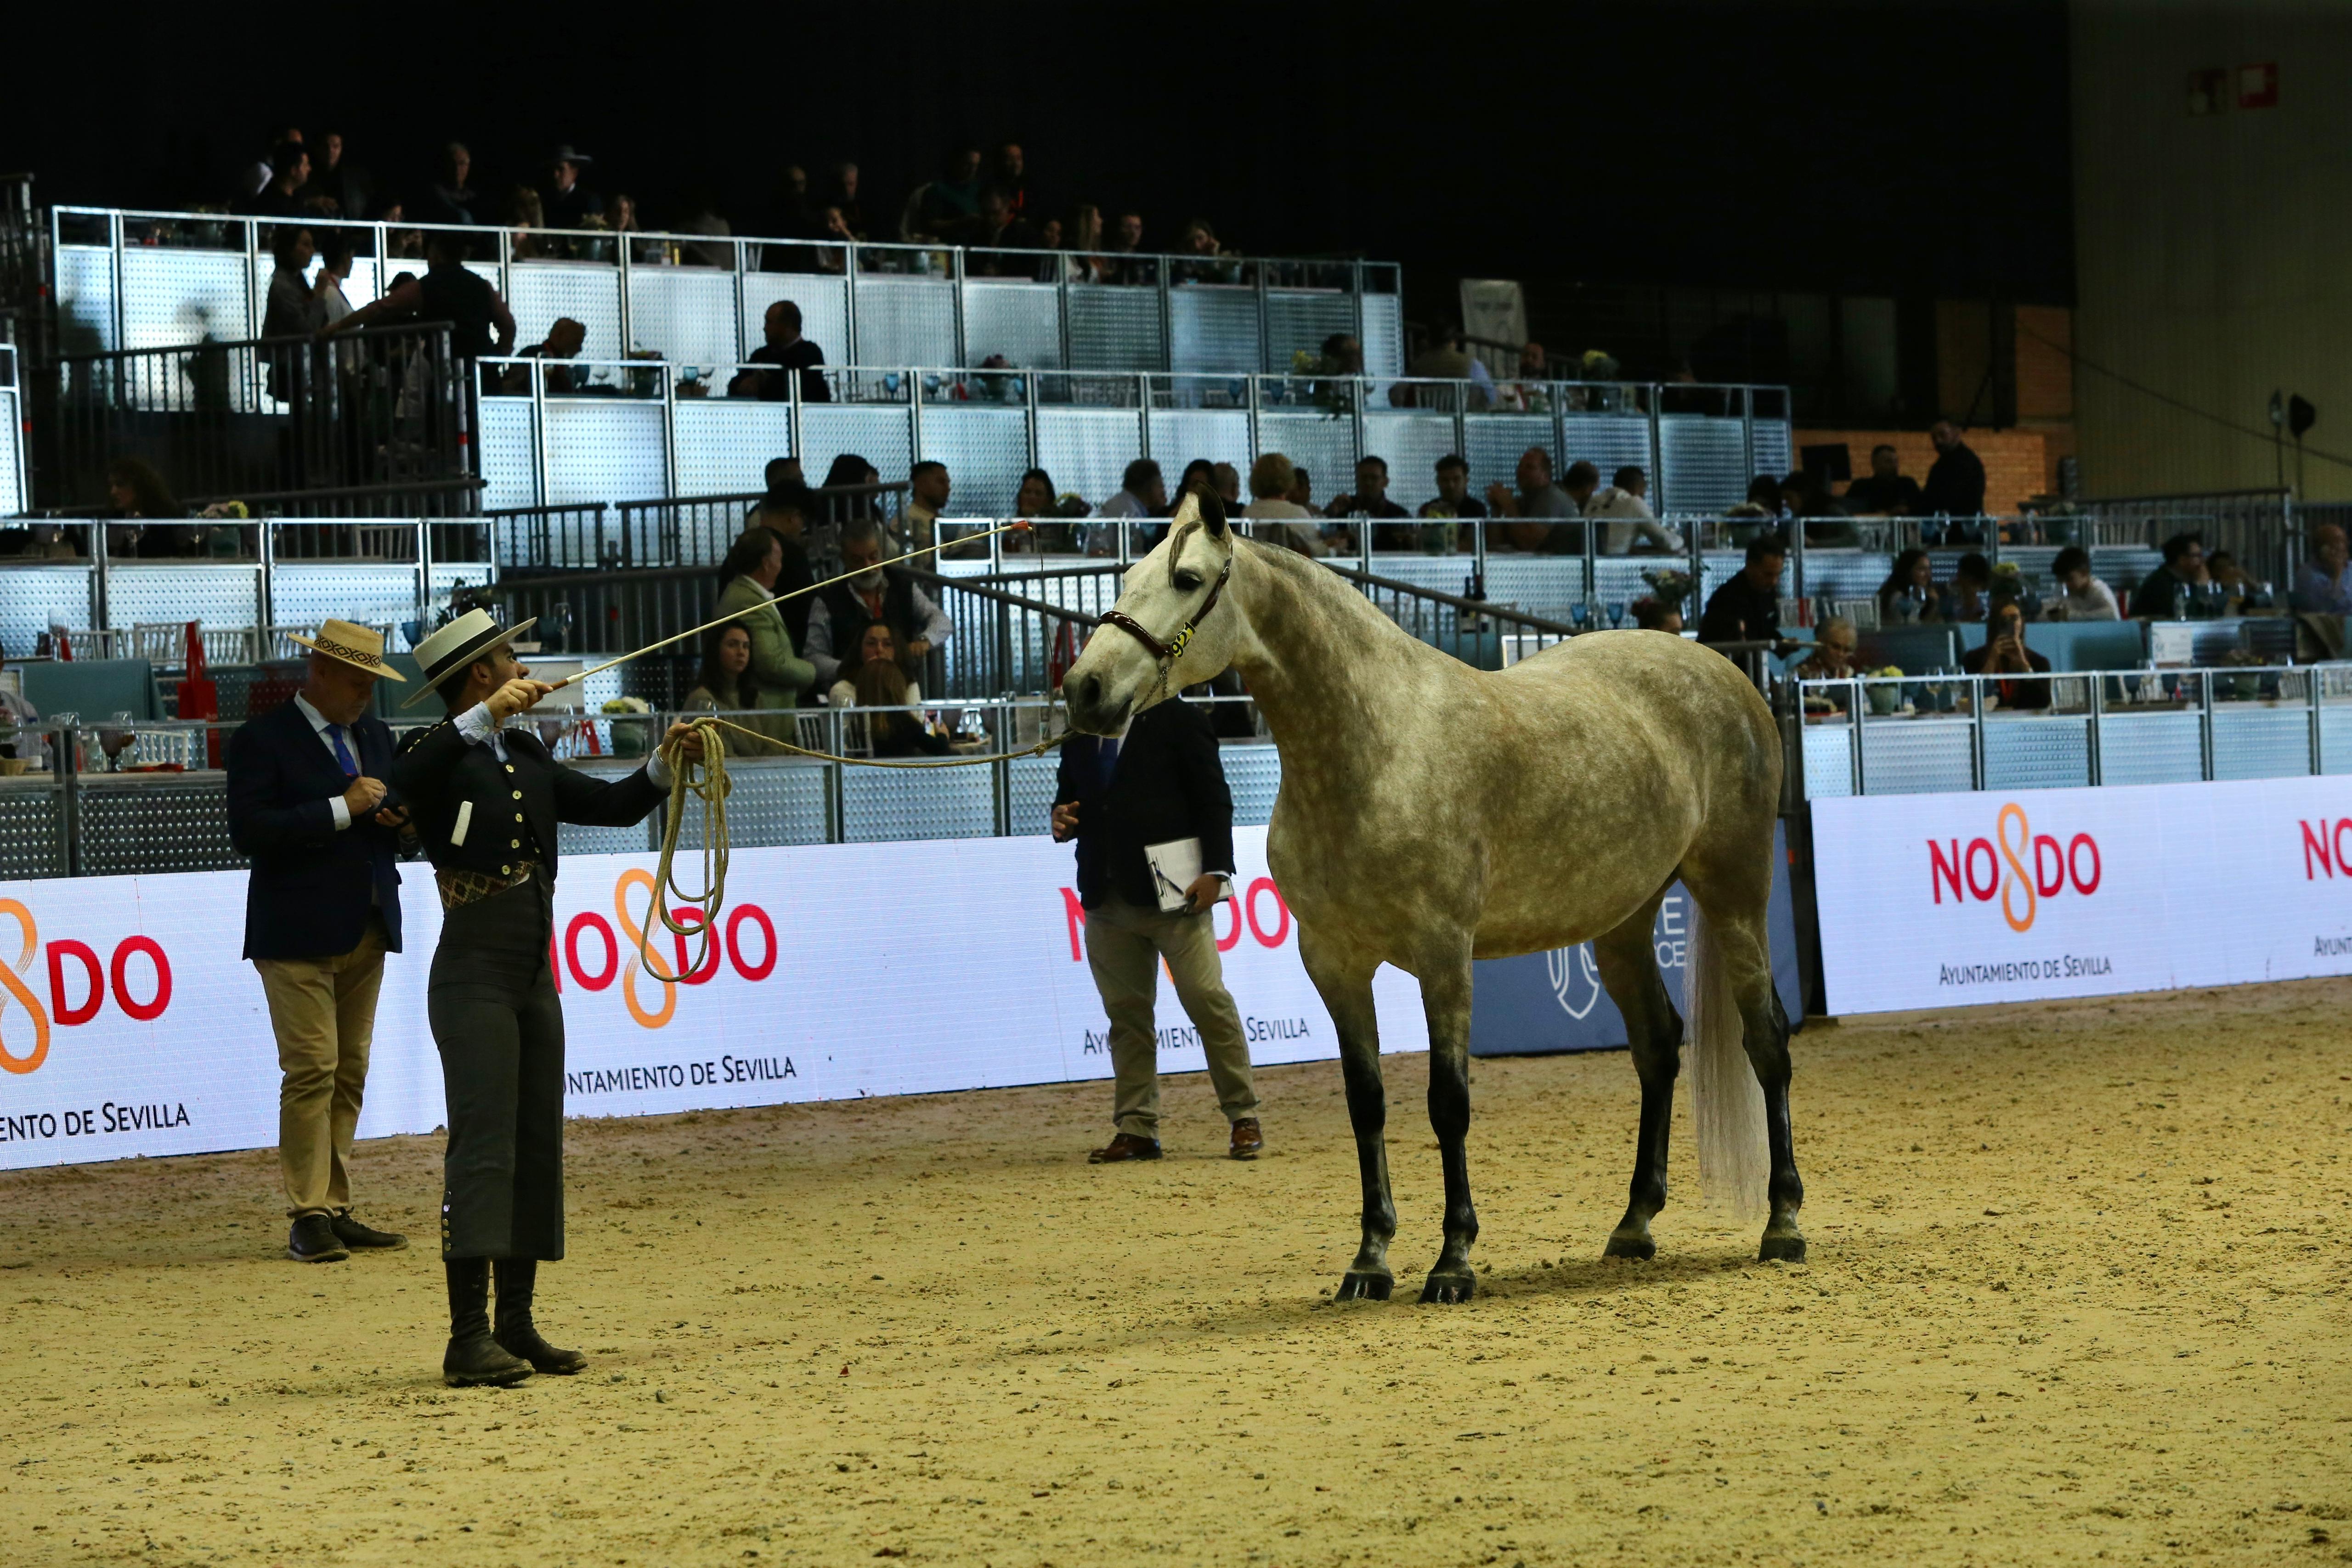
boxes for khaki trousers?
[254,915,388,1218]
[1084,894,1257,1139]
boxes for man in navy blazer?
[226,620,415,1263]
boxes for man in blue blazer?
[227,620,414,1264]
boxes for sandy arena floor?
[1,980,2348,1567]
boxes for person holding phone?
[1962,598,2053,711]
[1052,694,1263,1164]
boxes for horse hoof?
[1758,1232,1808,1264]
[1334,1270,1393,1302]
[1417,1269,1476,1305]
[1603,1232,1656,1261]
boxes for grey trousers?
[1083,893,1257,1139]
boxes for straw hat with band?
[401,609,538,710]
[287,619,407,682]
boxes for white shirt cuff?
[329,794,351,831]
[454,703,499,746]
[646,752,673,790]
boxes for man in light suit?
[226,620,413,1263]
[1053,694,1263,1163]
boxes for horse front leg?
[1418,957,1479,1304]
[1299,929,1395,1301]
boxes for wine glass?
[99,711,136,771]
[1606,601,1626,629]
[1570,603,1590,632]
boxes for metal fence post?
[1849,681,1866,796]
[59,723,82,877]
[1969,677,1987,790]
[2309,660,2325,776]
[256,516,275,633]
[618,236,635,355]
[2198,671,2215,781]
[951,246,968,368]
[844,243,861,367]
[2086,674,2103,787]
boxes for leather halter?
[1098,557,1232,666]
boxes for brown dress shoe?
[1088,1133,1162,1163]
[1229,1118,1265,1160]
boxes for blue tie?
[1096,737,1120,791]
[328,724,358,778]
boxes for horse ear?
[1195,483,1227,539]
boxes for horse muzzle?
[1063,669,1136,736]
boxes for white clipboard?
[1144,837,1205,913]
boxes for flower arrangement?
[601,696,654,757]
[1640,568,1695,608]
[600,696,650,716]
[1578,349,1620,381]
[1871,664,1904,679]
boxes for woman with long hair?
[1877,546,1939,624]
[827,620,922,710]
[682,621,783,754]
[1009,466,1065,553]
[850,655,948,758]
[104,456,189,558]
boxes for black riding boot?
[493,1258,588,1375]
[443,1258,533,1388]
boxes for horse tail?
[1683,898,1770,1219]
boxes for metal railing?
[45,205,1405,380]
[39,322,467,514]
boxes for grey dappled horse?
[1062,491,1801,1304]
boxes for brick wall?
[1792,428,2050,516]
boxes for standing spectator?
[729,299,829,403]
[2129,533,2206,619]
[764,164,816,237]
[745,461,818,649]
[238,141,312,218]
[1699,534,1788,645]
[2049,545,2123,620]
[1483,447,1580,551]
[991,142,1029,218]
[226,620,413,1263]
[238,126,302,202]
[261,226,318,407]
[1919,420,1988,519]
[1962,598,2053,709]
[713,527,817,744]
[805,520,953,687]
[298,131,370,220]
[543,145,603,231]
[312,239,356,332]
[326,231,515,367]
[1328,455,1412,549]
[1842,443,1922,515]
[826,163,869,240]
[1940,552,1996,624]
[905,460,952,554]
[423,142,483,226]
[916,146,985,242]
[2293,524,2352,615]
[1243,452,1323,557]
[1586,465,1681,553]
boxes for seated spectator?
[1725,474,1785,520]
[1107,211,1151,283]
[2128,532,2205,619]
[504,316,587,394]
[1877,547,1943,624]
[237,141,311,217]
[1411,325,1472,382]
[1484,447,1581,551]
[610,192,640,237]
[1241,452,1324,557]
[826,163,870,241]
[1329,456,1412,548]
[2291,523,2352,615]
[1287,464,1320,515]
[1842,444,1922,515]
[423,142,482,226]
[1063,204,1110,283]
[1962,598,2052,710]
[680,621,784,755]
[2049,545,2121,620]
[674,192,734,266]
[763,163,815,238]
[103,457,192,558]
[1920,420,1988,518]
[1631,597,1684,634]
[906,460,952,554]
[0,640,40,763]
[826,621,925,710]
[2208,548,2258,612]
[729,299,830,403]
[543,145,603,231]
[1010,466,1072,553]
[715,527,818,733]
[1941,552,1995,624]
[505,186,548,259]
[1698,534,1788,645]
[1797,617,1861,682]
[299,131,370,220]
[1586,464,1682,554]
[805,520,953,687]
[1090,458,1166,555]
[992,142,1029,219]
[914,146,984,242]
[851,656,950,758]
[1418,454,1489,521]
[971,187,1038,257]
[1405,325,1496,411]
[1172,218,1236,283]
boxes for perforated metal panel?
[1478,558,1584,621]
[1035,406,1144,509]
[741,274,849,369]
[1798,554,1892,598]
[1222,743,1281,826]
[918,405,1028,518]
[1067,286,1162,370]
[0,568,97,651]
[78,780,243,876]
[1146,408,1251,479]
[1750,419,1794,481]
[844,764,993,841]
[544,400,667,506]
[1800,723,1854,799]
[124,247,248,350]
[1008,752,1058,835]
[964,281,1062,369]
[271,564,420,628]
[0,786,64,878]
[1169,287,1260,374]
[2212,705,2311,781]
[477,397,541,509]
[1859,719,1973,794]
[667,759,829,848]
[508,263,624,360]
[0,390,24,515]
[103,566,263,630]
[1255,411,1355,512]
[1360,292,1404,379]
[2096,710,2203,785]
[673,400,792,496]
[627,266,740,363]
[2324,706,2352,775]
[799,405,914,497]
[853,277,958,368]
[1657,415,1749,514]
[1264,290,1355,375]
[53,246,117,354]
[558,818,657,857]
[1983,717,2090,790]
[1464,414,1559,500]
[1560,415,1654,485]
[1358,412,1460,513]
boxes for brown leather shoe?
[1229,1118,1264,1160]
[1088,1133,1162,1164]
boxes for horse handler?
[391,610,702,1387]
[1053,693,1264,1163]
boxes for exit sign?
[2238,61,2279,108]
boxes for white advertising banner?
[0,829,1429,1170]
[1811,777,2352,1015]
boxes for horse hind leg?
[1591,891,1679,1260]
[1299,929,1396,1302]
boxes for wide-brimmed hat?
[400,609,537,709]
[548,144,594,166]
[287,619,407,682]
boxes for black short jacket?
[392,714,663,880]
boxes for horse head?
[1063,486,1240,734]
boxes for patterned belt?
[435,857,541,911]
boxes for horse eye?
[1174,570,1203,591]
